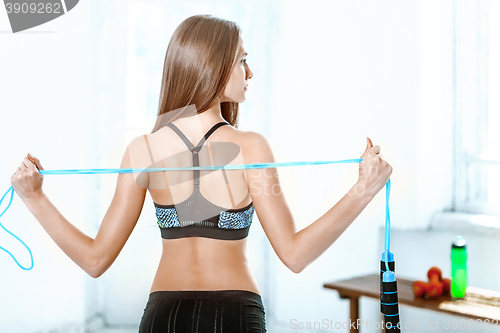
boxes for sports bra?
[154,121,255,240]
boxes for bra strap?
[194,121,230,152]
[166,121,230,186]
[166,123,195,151]
[166,121,229,153]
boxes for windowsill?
[430,211,500,237]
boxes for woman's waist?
[151,262,260,294]
[158,249,249,270]
[152,264,257,284]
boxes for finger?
[24,157,40,173]
[24,157,35,170]
[25,162,35,176]
[370,145,381,155]
[17,169,26,178]
[27,154,37,168]
[27,153,43,171]
[367,137,373,147]
[361,137,373,158]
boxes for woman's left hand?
[11,153,45,202]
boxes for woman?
[11,14,392,333]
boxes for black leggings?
[138,289,267,333]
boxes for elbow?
[285,236,305,274]
[286,236,303,274]
[87,264,103,279]
[86,242,112,278]
[87,257,106,279]
[286,252,303,274]
[88,267,103,279]
[289,261,303,274]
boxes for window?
[123,0,269,143]
[454,0,500,217]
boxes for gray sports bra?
[154,121,255,240]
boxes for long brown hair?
[151,15,242,134]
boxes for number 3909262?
[5,2,62,14]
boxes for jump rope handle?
[380,251,401,332]
[380,178,401,332]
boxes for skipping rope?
[0,158,401,331]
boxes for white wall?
[0,1,98,332]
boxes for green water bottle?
[451,235,467,298]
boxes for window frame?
[453,0,500,217]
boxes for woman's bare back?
[145,120,260,294]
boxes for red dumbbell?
[426,267,443,299]
[412,280,428,297]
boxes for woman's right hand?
[11,153,45,203]
[355,137,392,198]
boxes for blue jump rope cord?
[0,158,392,271]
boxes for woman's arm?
[24,192,97,275]
[16,138,147,278]
[243,132,390,274]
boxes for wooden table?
[324,273,500,333]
